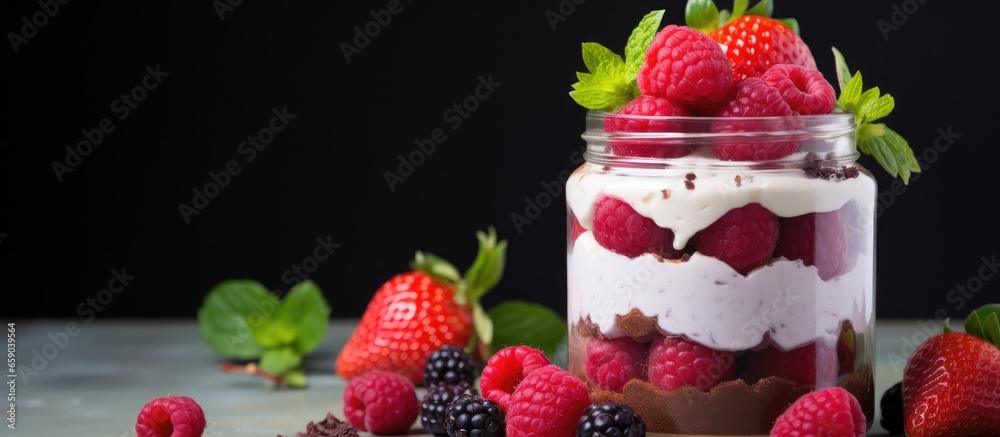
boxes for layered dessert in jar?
[563,1,918,433]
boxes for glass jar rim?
[581,110,858,168]
[583,110,856,143]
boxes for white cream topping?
[566,162,876,249]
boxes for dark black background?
[2,0,997,321]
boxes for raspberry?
[760,64,836,115]
[647,335,735,392]
[135,395,207,437]
[710,77,797,161]
[507,365,592,437]
[739,342,839,386]
[637,25,734,112]
[774,210,848,281]
[879,382,904,436]
[424,344,476,387]
[592,195,683,259]
[585,336,648,392]
[443,393,506,437]
[692,203,779,276]
[604,95,691,159]
[343,370,419,435]
[421,381,477,436]
[770,387,867,437]
[577,402,646,437]
[480,345,551,412]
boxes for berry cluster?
[615,23,835,162]
[480,345,650,437]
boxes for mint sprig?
[965,304,1000,349]
[198,279,330,387]
[832,47,920,184]
[569,10,664,112]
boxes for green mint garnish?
[832,47,920,184]
[965,304,1000,349]
[198,279,330,387]
[569,10,664,112]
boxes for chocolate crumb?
[685,172,697,181]
[574,317,603,339]
[803,152,860,180]
[601,166,612,172]
[734,175,742,187]
[615,308,660,343]
[684,180,695,190]
[278,413,360,437]
[661,188,671,199]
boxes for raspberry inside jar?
[565,111,875,435]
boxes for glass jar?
[565,111,875,435]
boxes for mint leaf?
[283,369,307,388]
[582,42,624,74]
[837,71,863,110]
[569,86,634,112]
[831,47,851,95]
[488,300,567,358]
[259,347,302,375]
[570,13,662,112]
[858,125,919,183]
[859,93,894,124]
[624,10,664,78]
[277,280,331,355]
[833,50,920,184]
[252,317,296,348]
[198,280,278,359]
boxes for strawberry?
[902,305,1000,436]
[335,228,507,386]
[685,0,817,82]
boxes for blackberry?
[421,381,477,436]
[444,393,506,437]
[880,381,904,436]
[424,344,477,386]
[577,402,646,437]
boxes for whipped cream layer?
[566,160,876,250]
[568,232,874,351]
[566,159,876,350]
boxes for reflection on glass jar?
[566,111,875,435]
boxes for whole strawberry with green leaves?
[335,228,506,385]
[685,0,817,82]
[902,304,1000,436]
